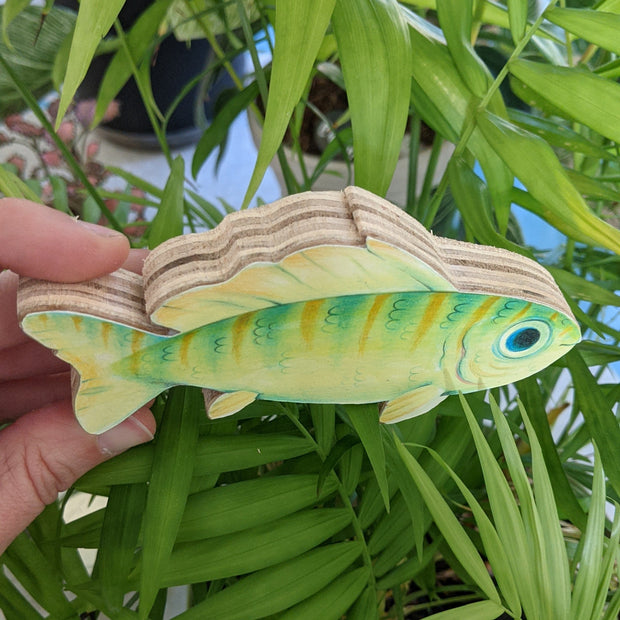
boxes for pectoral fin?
[380,385,446,423]
[204,389,259,419]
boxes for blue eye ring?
[497,320,551,359]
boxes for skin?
[0,199,156,556]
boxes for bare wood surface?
[142,186,573,326]
[18,186,574,331]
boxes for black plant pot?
[58,0,213,148]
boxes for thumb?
[0,401,155,555]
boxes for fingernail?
[97,415,154,457]
[77,219,125,238]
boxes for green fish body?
[18,187,580,433]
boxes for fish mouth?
[454,341,480,387]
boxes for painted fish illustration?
[18,187,580,433]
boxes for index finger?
[0,199,129,282]
[0,249,150,349]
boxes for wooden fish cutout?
[18,187,580,433]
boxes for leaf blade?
[510,59,620,145]
[161,509,351,587]
[242,0,336,206]
[331,0,412,195]
[477,110,620,254]
[56,0,126,124]
[174,542,362,620]
[394,435,501,605]
[138,387,202,618]
[565,349,620,499]
[148,155,185,248]
[344,404,390,511]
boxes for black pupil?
[511,327,540,351]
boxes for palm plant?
[1,1,619,618]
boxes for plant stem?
[406,111,421,217]
[418,132,444,224]
[423,1,559,228]
[283,409,377,592]
[113,21,173,165]
[180,0,245,92]
[0,51,124,232]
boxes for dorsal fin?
[144,188,455,332]
[142,186,574,333]
[147,239,456,332]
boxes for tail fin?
[21,311,168,434]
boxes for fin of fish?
[150,239,456,333]
[379,385,447,423]
[204,389,259,419]
[21,312,168,433]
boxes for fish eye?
[496,320,551,359]
[506,327,540,352]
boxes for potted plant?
[1,1,620,618]
[245,59,455,207]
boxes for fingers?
[0,271,23,349]
[0,373,71,422]
[0,249,149,350]
[0,340,67,382]
[123,248,149,275]
[0,198,129,282]
[0,199,158,555]
[0,402,156,555]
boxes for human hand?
[0,199,156,555]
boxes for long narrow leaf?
[56,0,126,124]
[507,0,528,43]
[1,0,31,46]
[367,495,412,557]
[160,509,351,586]
[278,566,369,620]
[508,108,618,161]
[75,433,314,489]
[516,399,571,619]
[345,404,390,511]
[477,110,620,254]
[546,7,620,55]
[148,155,185,248]
[565,349,620,500]
[2,533,75,617]
[428,599,506,620]
[406,22,512,222]
[436,0,490,97]
[394,435,501,605]
[175,542,362,620]
[569,446,606,620]
[593,503,620,619]
[421,445,521,617]
[517,377,587,531]
[458,394,539,616]
[192,81,260,177]
[510,59,620,145]
[93,0,174,126]
[448,157,529,256]
[97,483,148,613]
[139,387,202,618]
[331,0,412,196]
[177,474,338,541]
[0,163,41,201]
[242,0,336,206]
[0,569,44,620]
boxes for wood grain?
[18,186,574,330]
